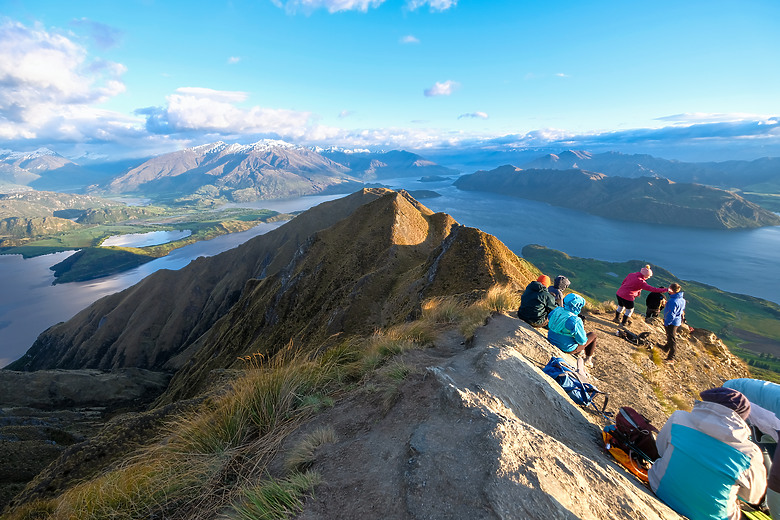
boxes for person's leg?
[664,325,678,360]
[614,294,624,322]
[583,332,598,366]
[621,300,635,325]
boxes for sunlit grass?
[228,471,321,520]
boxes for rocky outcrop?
[455,166,780,229]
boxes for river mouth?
[100,230,192,248]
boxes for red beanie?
[537,275,552,287]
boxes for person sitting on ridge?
[614,264,667,327]
[517,275,557,328]
[649,387,767,520]
[547,293,598,367]
[548,275,571,307]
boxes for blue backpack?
[542,356,610,415]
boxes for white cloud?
[272,0,385,13]
[140,88,323,140]
[406,0,458,11]
[228,56,241,64]
[338,110,353,118]
[555,72,569,78]
[0,19,130,141]
[400,35,420,44]
[424,80,459,97]
[458,112,488,120]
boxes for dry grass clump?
[6,285,516,520]
[283,427,337,474]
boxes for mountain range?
[455,165,780,229]
[522,149,780,190]
[2,188,754,518]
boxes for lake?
[2,183,779,367]
[101,230,191,247]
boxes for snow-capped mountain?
[105,140,359,200]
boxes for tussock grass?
[6,285,515,520]
[228,471,321,520]
[421,296,462,324]
[480,285,519,314]
[591,300,616,314]
[670,394,691,411]
[284,427,337,473]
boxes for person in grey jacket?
[548,275,570,307]
[648,387,766,520]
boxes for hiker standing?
[659,283,685,363]
[648,387,767,520]
[517,275,557,328]
[548,275,570,307]
[614,265,667,326]
[547,293,598,367]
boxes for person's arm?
[736,449,768,505]
[655,415,673,457]
[641,280,668,293]
[570,316,587,345]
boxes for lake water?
[2,183,779,367]
[101,230,191,247]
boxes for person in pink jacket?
[613,264,667,326]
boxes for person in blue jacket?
[660,283,686,363]
[547,293,598,367]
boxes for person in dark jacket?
[517,275,557,328]
[548,275,571,307]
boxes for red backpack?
[611,406,660,462]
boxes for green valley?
[0,191,291,283]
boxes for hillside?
[454,165,780,229]
[1,189,754,518]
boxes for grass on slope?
[521,244,780,366]
[5,287,517,520]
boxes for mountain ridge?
[455,165,780,229]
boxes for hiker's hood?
[562,293,585,315]
[527,281,547,293]
[669,291,684,300]
[553,276,571,290]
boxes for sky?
[2,0,780,164]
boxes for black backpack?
[617,329,652,347]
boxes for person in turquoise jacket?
[648,387,766,520]
[547,293,598,367]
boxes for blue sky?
[2,0,780,163]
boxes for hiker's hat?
[640,265,653,278]
[537,275,552,287]
[700,387,751,420]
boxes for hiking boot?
[621,315,632,326]
[584,356,594,368]
[613,311,621,323]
